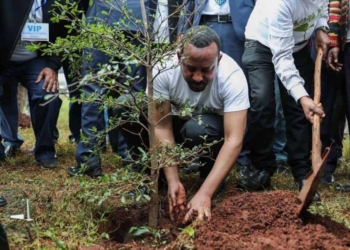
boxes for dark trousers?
[0,57,62,160]
[242,40,312,181]
[114,97,224,178]
[0,223,9,250]
[62,60,82,142]
[76,39,146,168]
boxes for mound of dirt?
[194,191,350,249]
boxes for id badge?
[21,23,49,41]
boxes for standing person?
[0,0,82,169]
[177,0,256,177]
[327,0,350,191]
[240,0,329,194]
[67,0,158,178]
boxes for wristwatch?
[316,26,330,34]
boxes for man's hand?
[182,193,211,224]
[36,67,59,92]
[314,30,331,60]
[168,181,186,221]
[299,96,325,123]
[327,47,343,72]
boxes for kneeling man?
[120,26,249,222]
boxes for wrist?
[316,26,330,34]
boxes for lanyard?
[32,0,47,23]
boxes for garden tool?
[296,47,330,216]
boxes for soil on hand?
[194,190,350,250]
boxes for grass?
[0,95,350,249]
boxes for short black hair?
[180,26,221,55]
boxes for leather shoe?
[36,158,58,169]
[237,170,271,191]
[321,172,335,185]
[0,196,7,207]
[335,183,350,192]
[237,165,257,179]
[276,161,289,174]
[5,145,19,158]
[68,165,102,178]
[298,179,320,202]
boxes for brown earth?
[97,190,350,249]
[194,191,350,250]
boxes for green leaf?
[184,226,195,238]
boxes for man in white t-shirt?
[240,0,329,195]
[156,25,249,222]
[118,26,249,221]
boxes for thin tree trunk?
[139,0,159,229]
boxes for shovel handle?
[314,48,323,105]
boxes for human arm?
[327,0,342,71]
[267,3,325,121]
[183,109,247,223]
[154,100,187,221]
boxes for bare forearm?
[155,127,180,184]
[197,140,242,198]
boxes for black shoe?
[68,165,102,178]
[321,172,335,185]
[335,183,350,192]
[238,170,271,191]
[5,145,19,158]
[276,161,289,174]
[0,196,7,207]
[237,165,257,179]
[127,185,149,199]
[298,179,320,202]
[36,158,58,169]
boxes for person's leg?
[280,47,312,184]
[70,49,110,177]
[180,114,224,178]
[19,57,62,165]
[273,76,288,172]
[242,41,276,173]
[62,60,82,143]
[236,40,277,191]
[0,66,24,157]
[335,44,350,191]
[0,222,9,250]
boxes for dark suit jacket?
[0,0,88,72]
[177,0,256,41]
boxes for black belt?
[200,14,232,23]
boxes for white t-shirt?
[245,0,328,52]
[245,0,328,102]
[11,0,44,62]
[202,0,230,15]
[152,53,250,118]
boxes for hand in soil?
[168,181,186,222]
[182,193,211,224]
